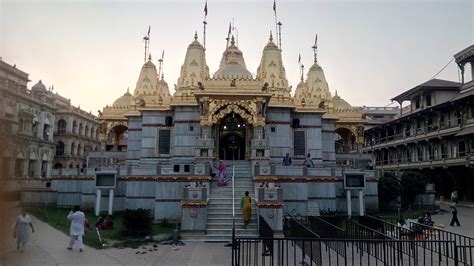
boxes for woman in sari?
[241,191,252,228]
[217,160,228,186]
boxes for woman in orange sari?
[240,191,252,228]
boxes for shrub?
[121,209,153,236]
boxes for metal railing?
[259,216,274,257]
[409,221,474,264]
[232,237,459,266]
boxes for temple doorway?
[218,113,246,160]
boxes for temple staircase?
[205,160,258,242]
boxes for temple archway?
[217,113,247,160]
[106,124,128,151]
[335,127,356,153]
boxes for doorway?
[218,113,246,160]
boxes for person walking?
[450,201,461,226]
[13,208,35,252]
[451,189,459,204]
[241,191,252,228]
[217,160,228,186]
[67,205,85,252]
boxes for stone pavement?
[430,202,474,238]
[0,202,231,266]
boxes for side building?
[53,94,101,170]
[0,61,56,187]
[363,45,474,200]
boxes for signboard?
[344,173,365,189]
[95,171,117,188]
[307,200,320,216]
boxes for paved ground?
[430,201,474,238]
[0,202,231,266]
[1,200,474,265]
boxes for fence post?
[454,243,459,266]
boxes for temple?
[26,28,378,241]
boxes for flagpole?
[203,1,208,49]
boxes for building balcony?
[374,154,472,170]
[364,123,462,151]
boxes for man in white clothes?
[67,205,85,252]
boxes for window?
[189,125,194,132]
[58,120,67,134]
[270,126,276,133]
[425,95,431,107]
[184,165,190,173]
[459,141,466,156]
[294,131,306,156]
[173,165,180,172]
[158,129,171,154]
[415,99,420,109]
[43,124,50,140]
[56,141,65,156]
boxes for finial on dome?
[127,87,130,93]
[148,54,152,61]
[300,64,305,82]
[335,90,338,96]
[269,31,273,42]
[231,35,235,46]
[194,31,198,40]
[161,73,164,80]
[312,34,318,63]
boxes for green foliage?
[378,172,401,209]
[26,206,172,249]
[121,209,153,237]
[400,171,427,209]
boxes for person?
[67,205,85,252]
[217,160,228,186]
[303,153,315,168]
[450,202,460,226]
[13,209,35,252]
[422,212,434,226]
[96,215,114,230]
[282,153,292,166]
[241,191,252,228]
[451,189,459,204]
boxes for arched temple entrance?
[218,113,247,160]
[335,127,356,153]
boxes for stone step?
[206,228,259,235]
[207,212,257,217]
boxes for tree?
[378,172,400,209]
[400,171,427,209]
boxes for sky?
[1,0,473,115]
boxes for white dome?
[32,80,47,92]
[113,89,134,107]
[213,36,253,80]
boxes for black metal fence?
[232,237,459,266]
[409,221,474,265]
[259,216,274,256]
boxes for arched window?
[90,127,94,139]
[58,119,67,134]
[71,142,76,155]
[79,123,84,136]
[56,141,65,156]
[72,121,77,134]
[78,143,82,156]
[85,125,89,137]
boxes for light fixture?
[223,126,227,129]
[237,124,241,128]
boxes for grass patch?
[26,206,175,249]
[370,208,425,223]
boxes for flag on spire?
[147,25,151,36]
[298,53,301,64]
[204,1,208,16]
[273,0,276,12]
